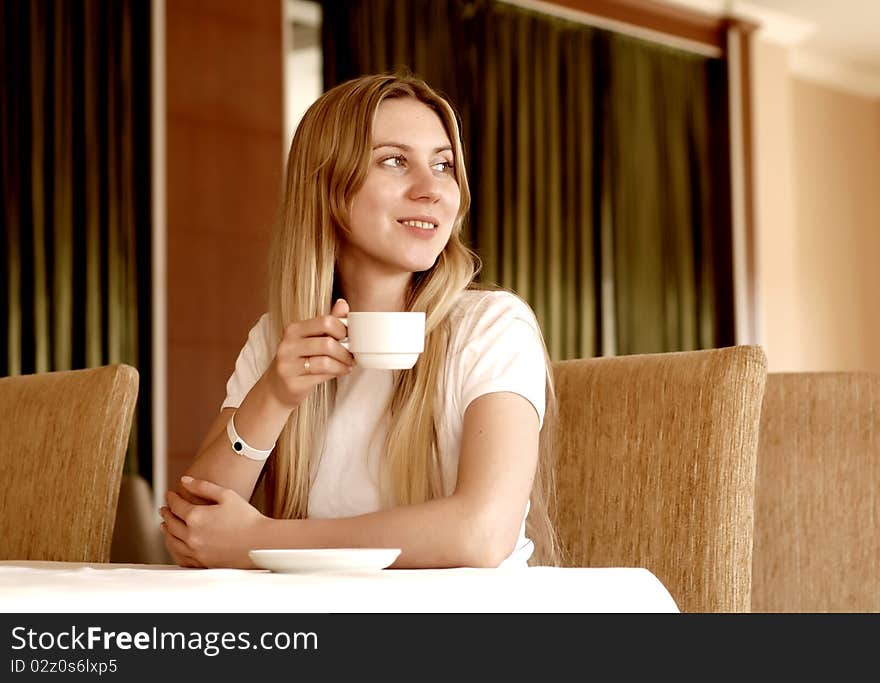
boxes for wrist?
[254,371,300,417]
[229,378,295,455]
[263,364,304,411]
[253,515,282,550]
[226,412,274,461]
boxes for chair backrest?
[548,345,767,613]
[752,372,880,612]
[0,364,139,562]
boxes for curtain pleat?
[53,0,74,371]
[478,12,500,285]
[320,0,733,360]
[1,0,25,374]
[574,30,596,360]
[106,1,120,365]
[83,0,101,368]
[1,0,151,475]
[513,13,531,303]
[546,29,564,361]
[29,2,50,373]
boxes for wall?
[789,79,880,372]
[165,0,283,487]
[752,39,801,370]
[752,38,880,373]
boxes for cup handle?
[337,317,349,350]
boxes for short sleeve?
[220,313,275,411]
[454,292,547,429]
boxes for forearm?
[182,374,293,502]
[254,495,518,569]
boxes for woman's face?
[341,97,461,279]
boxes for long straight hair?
[262,73,558,565]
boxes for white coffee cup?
[338,312,426,370]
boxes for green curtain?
[320,0,734,359]
[474,5,598,361]
[601,32,734,354]
[0,0,152,476]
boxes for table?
[0,562,679,612]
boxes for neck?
[336,267,412,312]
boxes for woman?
[160,73,558,569]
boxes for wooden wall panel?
[165,0,283,487]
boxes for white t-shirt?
[221,289,547,566]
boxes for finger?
[159,506,189,540]
[297,354,354,378]
[292,314,349,341]
[161,524,202,568]
[329,298,350,318]
[172,485,214,506]
[164,530,205,569]
[166,489,196,521]
[179,475,229,504]
[295,372,347,388]
[160,521,184,549]
[296,336,354,366]
[159,504,185,524]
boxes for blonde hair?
[263,73,559,565]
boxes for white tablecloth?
[0,562,678,613]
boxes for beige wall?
[165,0,283,486]
[752,39,880,373]
[752,40,801,370]
[790,79,880,372]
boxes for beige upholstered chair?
[547,346,768,613]
[0,364,139,563]
[752,372,880,612]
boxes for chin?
[394,249,443,274]
[408,255,443,274]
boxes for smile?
[398,219,437,230]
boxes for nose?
[408,165,441,203]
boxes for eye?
[432,160,454,174]
[380,155,405,168]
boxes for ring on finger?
[303,357,311,374]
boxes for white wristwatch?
[226,413,273,461]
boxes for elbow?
[466,546,512,569]
[458,507,519,568]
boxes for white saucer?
[249,548,401,574]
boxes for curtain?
[0,0,152,476]
[474,5,598,361]
[320,0,734,359]
[600,32,734,354]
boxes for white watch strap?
[226,413,273,461]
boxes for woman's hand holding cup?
[266,298,355,409]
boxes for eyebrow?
[372,142,453,154]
